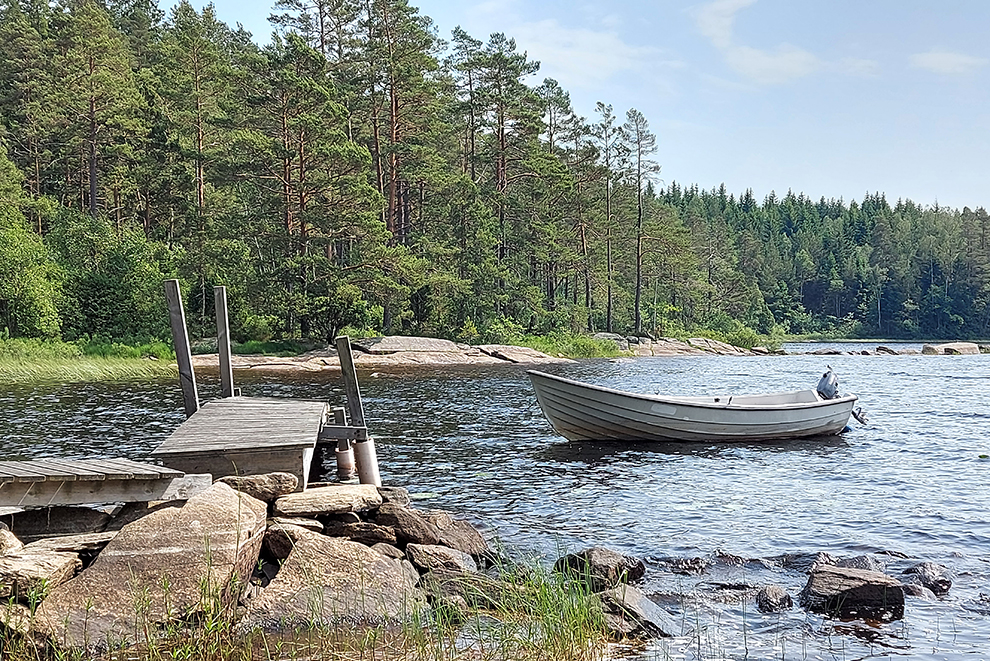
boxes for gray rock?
[876,345,898,355]
[106,501,182,531]
[268,516,323,533]
[0,549,81,602]
[323,521,398,546]
[902,582,937,599]
[263,522,313,560]
[902,562,951,596]
[0,529,22,555]
[554,547,646,592]
[374,504,440,547]
[593,333,629,351]
[0,602,31,636]
[923,341,980,355]
[756,585,793,613]
[21,531,117,555]
[407,544,477,573]
[475,345,566,364]
[217,472,298,501]
[2,506,111,543]
[237,530,425,632]
[354,336,460,354]
[799,565,905,621]
[378,486,411,506]
[372,543,405,560]
[836,554,886,573]
[33,483,267,652]
[424,511,488,558]
[597,584,678,639]
[274,484,382,518]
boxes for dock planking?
[0,458,203,508]
[150,396,330,489]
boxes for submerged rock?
[799,565,905,621]
[756,585,793,613]
[597,584,678,639]
[902,562,951,596]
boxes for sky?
[188,0,990,211]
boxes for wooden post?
[335,335,365,428]
[335,335,380,486]
[164,280,199,418]
[214,286,234,398]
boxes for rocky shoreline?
[0,475,958,655]
[187,335,989,376]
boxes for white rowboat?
[528,370,859,443]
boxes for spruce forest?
[1,0,989,349]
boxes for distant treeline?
[1,0,987,347]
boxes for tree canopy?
[0,0,987,345]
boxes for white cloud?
[910,50,988,75]
[840,57,881,77]
[511,19,666,88]
[693,0,756,50]
[725,44,819,84]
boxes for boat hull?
[528,370,858,443]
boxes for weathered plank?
[164,279,199,417]
[215,286,235,398]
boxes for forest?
[1,0,989,351]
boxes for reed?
[0,357,176,385]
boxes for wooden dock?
[0,458,201,508]
[149,397,330,489]
[150,282,379,489]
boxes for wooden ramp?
[0,458,197,508]
[150,397,330,490]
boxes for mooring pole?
[214,286,235,398]
[164,279,199,418]
[335,335,380,486]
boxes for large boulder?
[555,547,646,592]
[597,584,678,639]
[923,342,980,355]
[237,530,425,632]
[353,336,460,354]
[32,483,267,652]
[217,472,298,501]
[273,484,382,518]
[799,565,905,621]
[419,567,528,611]
[475,345,566,364]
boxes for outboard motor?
[816,367,839,400]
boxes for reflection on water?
[2,344,989,659]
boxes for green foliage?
[0,0,985,353]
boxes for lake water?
[2,345,989,659]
